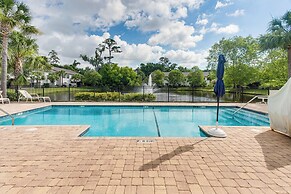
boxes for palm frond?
[268,18,283,32]
[282,10,291,31]
[21,25,41,35]
[0,0,15,15]
[15,2,31,24]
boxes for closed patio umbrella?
[208,54,227,138]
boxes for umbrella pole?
[216,96,219,129]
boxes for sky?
[21,0,291,70]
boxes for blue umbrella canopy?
[214,54,226,125]
[214,54,226,97]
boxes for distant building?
[39,67,78,87]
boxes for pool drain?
[137,139,155,143]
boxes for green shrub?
[7,91,18,101]
[75,92,95,101]
[94,92,119,101]
[121,93,143,102]
[121,93,155,102]
[143,93,156,102]
[74,92,156,102]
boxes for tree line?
[207,36,288,89]
[1,0,290,97]
[207,11,291,89]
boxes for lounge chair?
[0,91,10,104]
[18,89,51,102]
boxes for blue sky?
[22,0,291,70]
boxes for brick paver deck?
[0,102,290,194]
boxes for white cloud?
[98,0,127,23]
[209,23,239,34]
[148,21,203,49]
[113,35,164,66]
[164,50,208,68]
[196,14,209,26]
[20,0,211,69]
[227,9,245,17]
[215,0,233,9]
[196,18,208,25]
[172,6,188,19]
[115,35,208,68]
[35,31,207,69]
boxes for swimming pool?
[0,106,269,137]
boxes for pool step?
[221,109,269,126]
[224,110,269,125]
[222,108,269,122]
[232,109,269,124]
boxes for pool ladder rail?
[232,96,258,117]
[0,107,15,125]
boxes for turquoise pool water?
[0,106,269,137]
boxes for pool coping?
[0,103,270,138]
[0,103,269,119]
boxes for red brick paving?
[0,125,290,193]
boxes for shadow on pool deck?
[255,130,291,170]
[139,138,209,171]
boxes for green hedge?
[75,92,156,102]
[7,91,18,101]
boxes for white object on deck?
[0,91,10,104]
[268,78,291,137]
[257,95,268,103]
[207,122,227,138]
[18,89,51,102]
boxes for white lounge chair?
[0,91,10,104]
[257,90,279,103]
[18,89,51,102]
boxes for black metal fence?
[7,85,269,103]
[148,86,268,103]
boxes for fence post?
[68,85,71,102]
[94,86,96,98]
[16,85,19,100]
[42,87,45,97]
[118,85,121,102]
[167,85,170,102]
[241,86,244,103]
[143,86,145,101]
[192,86,194,103]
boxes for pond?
[44,87,260,103]
[153,89,255,102]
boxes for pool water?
[0,106,269,137]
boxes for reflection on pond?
[47,91,73,102]
[153,89,256,102]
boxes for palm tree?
[57,70,67,86]
[71,60,80,69]
[26,55,51,72]
[30,71,44,87]
[9,31,38,79]
[47,72,59,85]
[259,11,291,78]
[0,0,36,97]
